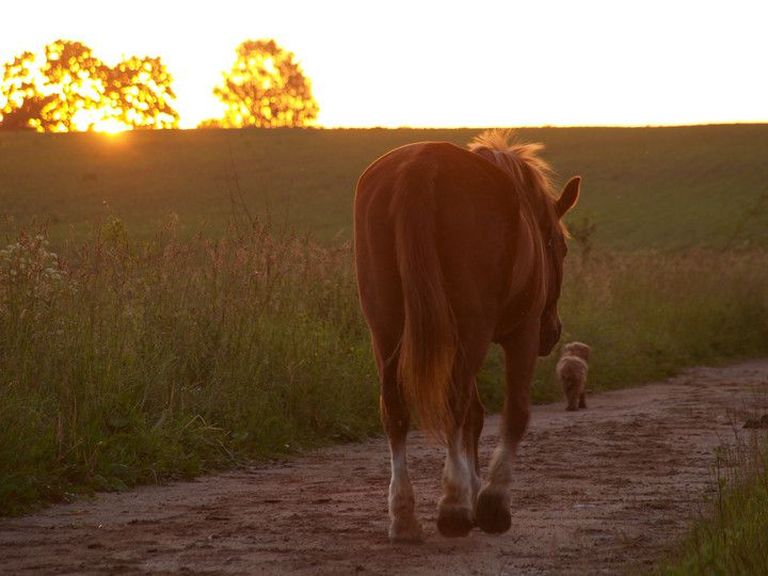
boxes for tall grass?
[654,431,768,575]
[0,221,379,514]
[1,223,767,515]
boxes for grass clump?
[653,432,768,576]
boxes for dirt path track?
[2,361,768,576]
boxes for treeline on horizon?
[0,38,318,132]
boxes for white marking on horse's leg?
[388,443,411,518]
[484,397,529,498]
[443,430,473,506]
[437,430,474,536]
[466,393,484,509]
[388,442,423,542]
[475,437,517,533]
[486,441,515,494]
[467,447,482,505]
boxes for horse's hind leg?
[476,329,537,534]
[379,351,424,543]
[437,425,475,537]
[437,356,486,537]
[465,387,484,503]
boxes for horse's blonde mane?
[468,130,567,313]
[467,129,556,201]
[468,129,568,238]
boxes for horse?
[353,130,580,542]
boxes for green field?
[1,125,767,525]
[1,125,767,249]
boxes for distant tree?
[206,39,319,128]
[102,55,179,129]
[0,51,53,130]
[0,39,179,131]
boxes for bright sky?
[1,0,765,128]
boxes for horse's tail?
[392,161,458,443]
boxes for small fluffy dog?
[556,342,591,411]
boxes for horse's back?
[355,141,514,214]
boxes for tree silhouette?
[102,55,178,129]
[207,39,319,128]
[0,51,55,130]
[0,40,179,131]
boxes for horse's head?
[539,176,580,355]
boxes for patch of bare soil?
[2,361,767,576]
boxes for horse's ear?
[556,176,581,218]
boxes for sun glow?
[92,117,130,134]
[69,107,129,133]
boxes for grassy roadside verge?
[1,223,767,515]
[480,248,768,407]
[652,431,768,575]
[0,221,379,515]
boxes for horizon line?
[188,121,768,130]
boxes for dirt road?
[2,361,767,576]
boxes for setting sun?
[69,107,130,133]
[92,117,130,134]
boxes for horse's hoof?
[437,504,474,538]
[475,490,511,534]
[389,516,425,543]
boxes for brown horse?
[354,130,580,542]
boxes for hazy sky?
[1,0,765,128]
